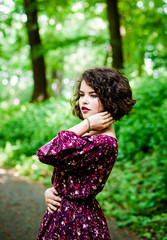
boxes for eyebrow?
[79,90,96,94]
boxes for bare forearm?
[68,119,89,136]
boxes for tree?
[106,0,123,69]
[24,0,48,102]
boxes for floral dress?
[36,130,118,240]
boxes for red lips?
[82,106,90,110]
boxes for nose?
[82,94,89,104]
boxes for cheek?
[78,98,82,109]
[99,100,104,112]
[96,98,104,112]
[92,98,102,112]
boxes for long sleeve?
[37,130,118,171]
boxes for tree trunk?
[51,70,63,96]
[24,0,48,102]
[104,43,112,66]
[138,50,144,76]
[106,0,123,69]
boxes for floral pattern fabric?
[36,130,118,240]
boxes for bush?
[0,96,80,168]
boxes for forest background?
[0,0,167,239]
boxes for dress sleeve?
[37,130,117,170]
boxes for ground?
[0,168,142,240]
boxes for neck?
[90,125,114,135]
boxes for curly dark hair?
[71,67,137,121]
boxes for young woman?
[36,67,136,240]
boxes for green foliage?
[120,0,167,73]
[1,0,167,103]
[0,96,80,169]
[115,72,167,163]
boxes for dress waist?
[60,194,96,204]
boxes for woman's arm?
[37,111,114,169]
[68,111,113,136]
[43,112,114,213]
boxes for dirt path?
[0,168,141,240]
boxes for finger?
[104,116,113,123]
[107,119,115,125]
[52,187,58,195]
[47,206,53,214]
[53,195,62,201]
[107,116,114,122]
[100,111,109,116]
[47,199,61,207]
[104,113,112,119]
[104,120,115,128]
[102,112,113,120]
[48,203,58,212]
[108,120,115,126]
[47,191,62,201]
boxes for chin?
[85,113,96,119]
[82,114,90,119]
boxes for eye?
[79,93,84,97]
[91,94,97,98]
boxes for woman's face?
[79,80,104,119]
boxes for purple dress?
[36,130,118,240]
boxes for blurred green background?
[0,0,167,239]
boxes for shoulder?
[98,134,118,148]
[82,134,118,150]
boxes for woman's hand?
[88,111,114,131]
[68,111,114,137]
[44,187,62,214]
